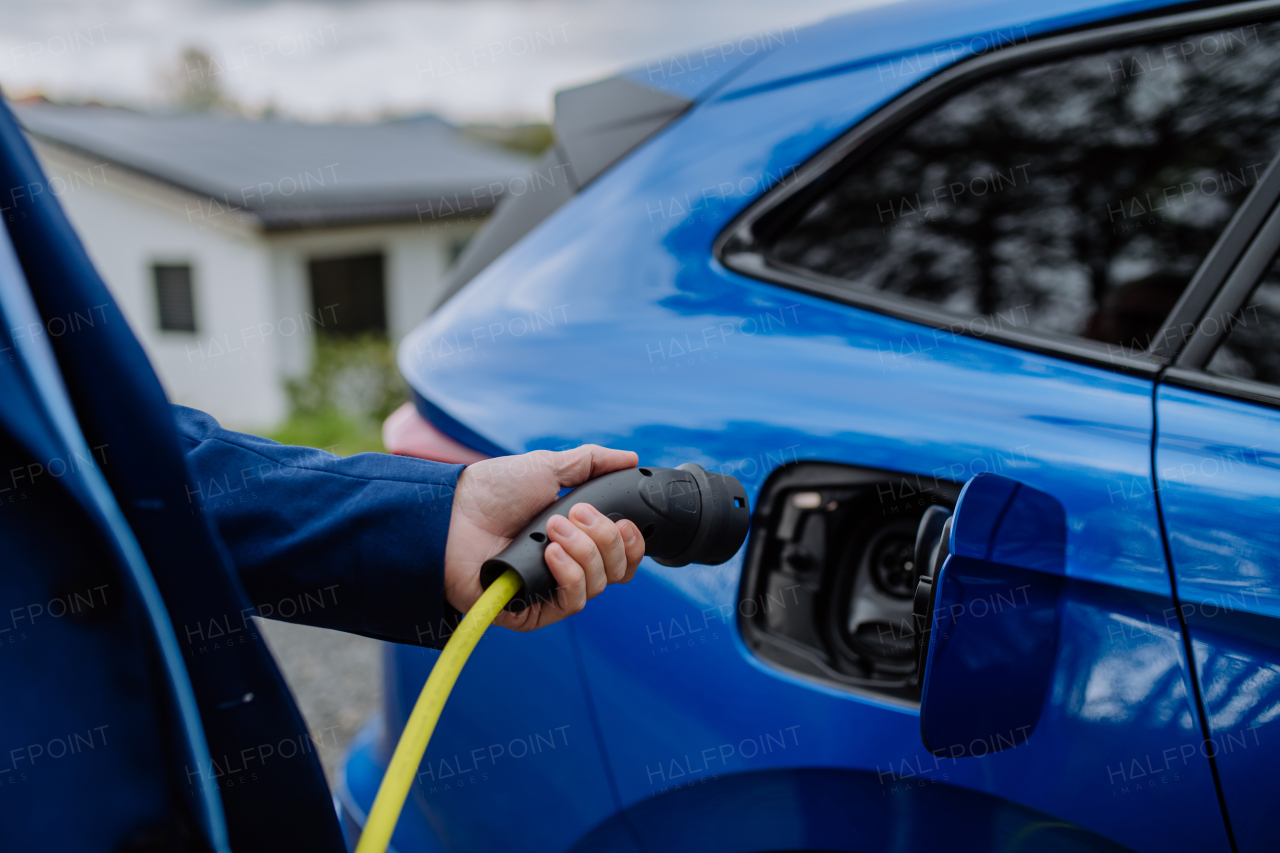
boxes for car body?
[340,1,1280,851]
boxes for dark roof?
[14,103,535,229]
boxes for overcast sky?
[0,0,888,124]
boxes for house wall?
[32,139,288,431]
[29,138,482,433]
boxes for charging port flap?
[738,462,961,704]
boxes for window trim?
[1164,366,1280,408]
[151,260,198,335]
[1156,187,1280,410]
[1177,191,1280,368]
[715,0,1280,377]
[1150,156,1280,364]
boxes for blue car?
[342,1,1280,851]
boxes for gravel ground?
[256,617,384,788]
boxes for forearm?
[174,405,464,648]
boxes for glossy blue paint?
[920,474,1067,756]
[567,767,1135,853]
[343,623,628,852]
[341,1,1256,850]
[338,727,450,853]
[950,474,1068,574]
[1154,385,1280,853]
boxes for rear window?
[758,21,1280,353]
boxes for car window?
[1206,254,1280,387]
[761,21,1280,353]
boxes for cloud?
[0,0,885,122]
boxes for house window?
[153,264,197,332]
[308,253,386,335]
[448,237,470,267]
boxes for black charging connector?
[479,463,750,611]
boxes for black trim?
[1163,365,1280,409]
[724,252,1162,375]
[715,0,1280,377]
[1155,171,1280,409]
[1177,193,1280,367]
[1151,157,1280,364]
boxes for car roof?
[623,0,1192,102]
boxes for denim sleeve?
[172,404,465,649]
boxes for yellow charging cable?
[355,568,523,853]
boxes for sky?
[0,0,890,124]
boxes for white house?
[14,102,534,430]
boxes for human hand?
[444,446,646,631]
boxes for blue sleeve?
[172,404,466,649]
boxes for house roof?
[13,103,535,229]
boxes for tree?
[165,46,224,112]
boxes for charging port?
[738,462,961,704]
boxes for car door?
[1152,202,1280,853]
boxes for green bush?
[268,334,406,456]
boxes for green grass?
[267,408,387,457]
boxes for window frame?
[306,251,387,336]
[1166,193,1280,408]
[151,260,198,334]
[714,0,1280,378]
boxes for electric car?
[340,2,1280,851]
